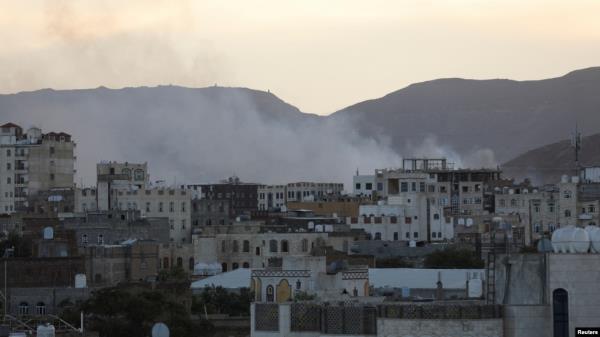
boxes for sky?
[1,0,600,115]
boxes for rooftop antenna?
[571,123,582,175]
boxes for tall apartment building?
[257,181,345,211]
[0,123,75,213]
[360,158,501,217]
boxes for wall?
[377,318,503,337]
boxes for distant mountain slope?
[502,133,600,185]
[2,67,600,186]
[331,67,600,162]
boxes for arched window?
[243,262,250,268]
[281,240,289,253]
[255,247,261,256]
[301,239,308,252]
[18,302,29,316]
[232,262,239,270]
[266,285,274,302]
[177,257,183,267]
[163,257,169,269]
[269,240,278,253]
[36,302,46,315]
[189,257,195,271]
[243,240,250,252]
[221,262,228,272]
[553,288,569,337]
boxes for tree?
[191,286,253,316]
[424,248,484,269]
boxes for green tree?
[424,248,484,268]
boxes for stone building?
[186,176,259,219]
[258,181,345,211]
[0,123,75,213]
[83,240,160,286]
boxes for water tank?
[151,323,170,337]
[572,176,580,184]
[551,228,565,253]
[467,279,482,298]
[36,324,55,337]
[75,274,87,288]
[561,175,569,183]
[466,218,473,227]
[408,240,416,248]
[589,227,600,253]
[568,227,590,253]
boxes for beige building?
[0,123,75,213]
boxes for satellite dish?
[152,323,169,337]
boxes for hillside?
[502,133,600,185]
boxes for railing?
[1,314,82,334]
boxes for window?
[534,223,540,233]
[134,169,145,181]
[243,262,250,268]
[553,289,569,337]
[177,257,183,267]
[6,177,11,184]
[82,234,88,245]
[411,182,416,192]
[159,202,163,212]
[181,219,186,229]
[36,302,46,315]
[355,183,361,190]
[564,210,571,217]
[563,190,572,199]
[393,232,398,240]
[462,186,469,193]
[233,240,239,253]
[281,240,289,252]
[365,182,373,190]
[6,149,11,157]
[18,302,29,316]
[301,239,308,252]
[377,182,383,191]
[438,232,442,238]
[589,205,596,213]
[405,217,412,224]
[433,213,440,220]
[145,202,151,212]
[401,182,408,192]
[221,263,228,272]
[6,163,10,170]
[221,240,227,252]
[266,285,274,302]
[414,232,418,238]
[243,240,250,252]
[510,199,517,207]
[419,182,425,192]
[189,257,195,270]
[49,147,55,155]
[269,240,278,253]
[163,257,169,269]
[255,247,261,256]
[97,234,104,245]
[181,202,186,212]
[121,168,131,179]
[432,232,437,238]
[405,232,410,239]
[169,202,174,212]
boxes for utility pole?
[572,124,582,176]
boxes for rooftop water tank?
[36,324,55,337]
[585,226,600,253]
[467,279,482,298]
[551,227,566,253]
[569,227,590,253]
[75,274,87,288]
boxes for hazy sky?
[2,0,600,114]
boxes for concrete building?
[83,240,160,286]
[257,184,286,211]
[373,158,501,217]
[186,176,259,219]
[349,196,454,242]
[352,173,377,198]
[0,123,75,213]
[62,209,171,246]
[285,181,344,203]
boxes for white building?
[257,181,344,211]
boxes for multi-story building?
[185,176,259,220]
[257,181,345,211]
[0,123,75,213]
[96,161,148,210]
